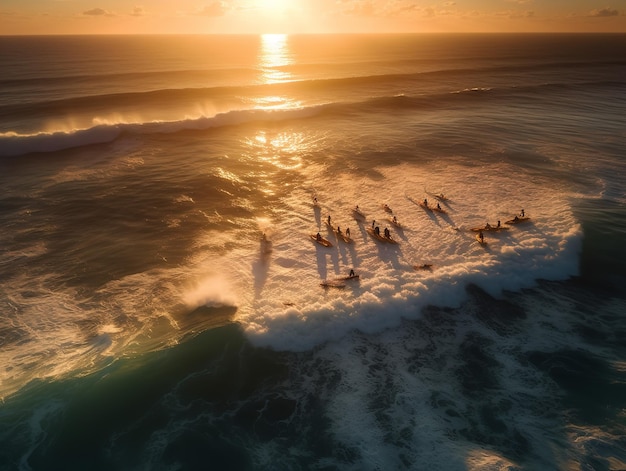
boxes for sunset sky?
[0,0,624,35]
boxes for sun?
[253,0,290,14]
[257,0,290,13]
[247,0,294,33]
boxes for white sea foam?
[221,160,583,351]
[0,153,582,400]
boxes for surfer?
[497,220,501,228]
[520,209,525,217]
[346,228,351,237]
[337,226,341,235]
[372,219,375,228]
[423,198,428,207]
[478,230,484,243]
[316,232,322,241]
[375,226,380,235]
[349,269,355,277]
[384,227,390,238]
[327,215,331,225]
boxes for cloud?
[589,7,619,17]
[83,8,112,16]
[343,1,377,17]
[510,10,535,19]
[196,2,228,17]
[131,6,145,17]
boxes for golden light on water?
[245,34,311,174]
[259,33,291,82]
[253,34,301,110]
[248,130,305,170]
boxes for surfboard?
[310,234,333,247]
[388,217,402,228]
[320,280,346,288]
[336,274,360,281]
[366,227,398,244]
[425,188,450,201]
[470,225,509,232]
[505,217,530,225]
[326,223,352,242]
[336,231,353,243]
[413,264,433,271]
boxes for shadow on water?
[434,210,455,228]
[252,251,271,299]
[335,238,360,274]
[313,204,321,228]
[314,241,340,281]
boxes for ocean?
[0,33,625,470]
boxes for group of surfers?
[477,209,525,243]
[422,198,444,211]
[371,219,392,239]
[326,214,352,238]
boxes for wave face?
[0,34,625,471]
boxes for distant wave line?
[1,79,623,158]
[1,58,623,89]
[2,59,623,116]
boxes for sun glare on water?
[259,34,291,82]
[252,34,302,110]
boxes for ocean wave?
[2,58,623,124]
[2,76,622,158]
[0,107,323,158]
[0,125,123,158]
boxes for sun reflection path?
[254,34,300,110]
[259,34,292,83]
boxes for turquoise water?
[1,34,625,470]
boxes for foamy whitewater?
[0,34,625,471]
